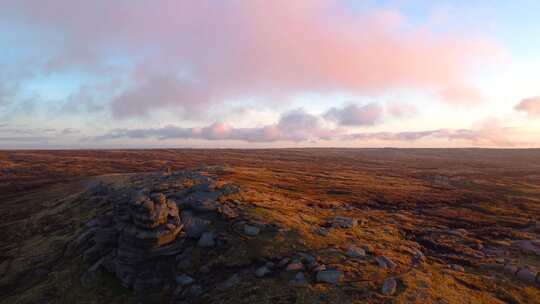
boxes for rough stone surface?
[316,270,343,285]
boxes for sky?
[0,0,539,149]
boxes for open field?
[1,149,540,303]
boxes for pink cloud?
[515,97,540,116]
[3,1,501,118]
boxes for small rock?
[346,246,366,258]
[197,232,215,248]
[255,266,271,278]
[516,267,537,283]
[176,274,195,286]
[244,225,260,236]
[318,227,330,236]
[286,260,304,271]
[381,277,397,295]
[450,264,465,272]
[316,270,343,285]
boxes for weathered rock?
[244,225,260,236]
[197,232,215,248]
[316,270,343,285]
[176,274,195,286]
[382,277,397,295]
[346,245,366,258]
[318,227,330,236]
[516,267,537,283]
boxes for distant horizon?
[1,1,539,148]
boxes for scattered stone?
[316,270,343,285]
[255,266,271,278]
[286,260,304,271]
[332,216,358,229]
[346,245,366,258]
[176,274,195,286]
[516,267,537,283]
[381,277,397,295]
[217,274,240,290]
[244,225,260,236]
[318,227,330,236]
[198,232,215,248]
[450,264,465,272]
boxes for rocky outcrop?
[78,170,240,302]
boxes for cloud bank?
[2,0,498,119]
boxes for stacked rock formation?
[82,188,184,300]
[114,191,184,288]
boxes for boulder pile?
[78,170,239,302]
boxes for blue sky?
[0,0,539,148]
